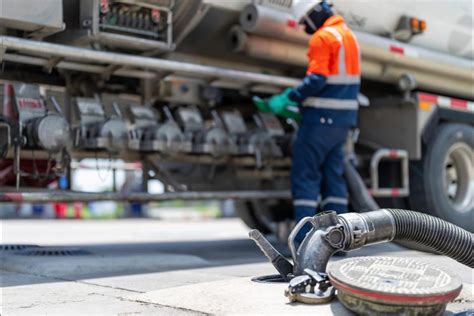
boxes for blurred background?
[0,158,230,220]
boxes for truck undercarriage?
[0,0,472,234]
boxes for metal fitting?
[291,212,343,275]
[291,210,396,275]
[324,226,345,249]
[338,210,396,251]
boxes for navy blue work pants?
[291,123,349,244]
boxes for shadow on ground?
[0,238,410,288]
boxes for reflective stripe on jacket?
[294,15,361,127]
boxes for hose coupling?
[338,209,396,251]
[291,210,396,275]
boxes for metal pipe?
[239,4,309,45]
[229,26,307,66]
[229,27,473,97]
[2,53,282,94]
[0,190,291,203]
[235,9,473,96]
[2,53,157,79]
[0,36,300,87]
[358,59,473,98]
[357,32,473,82]
[20,42,468,97]
[2,32,472,97]
[238,6,472,76]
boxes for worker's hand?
[252,95,271,112]
[268,88,299,115]
[252,88,300,120]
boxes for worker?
[259,1,361,244]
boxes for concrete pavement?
[1,218,472,315]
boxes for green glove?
[280,104,301,120]
[252,88,300,120]
[268,88,299,115]
[252,95,271,113]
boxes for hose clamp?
[338,213,370,250]
[380,209,397,241]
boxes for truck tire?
[410,123,473,231]
[234,200,271,234]
[235,199,294,239]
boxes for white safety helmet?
[292,0,333,33]
[293,0,323,23]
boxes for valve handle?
[288,216,316,263]
[249,229,294,280]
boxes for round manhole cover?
[1,244,39,251]
[16,247,91,256]
[328,257,462,316]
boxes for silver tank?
[169,0,473,99]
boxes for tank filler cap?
[328,256,462,316]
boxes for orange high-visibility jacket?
[289,15,361,126]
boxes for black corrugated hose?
[387,209,474,268]
[344,160,379,213]
[344,160,472,266]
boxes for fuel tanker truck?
[0,0,472,233]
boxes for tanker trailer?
[0,0,472,234]
[170,0,473,232]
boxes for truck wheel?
[235,199,293,241]
[410,123,473,231]
[234,200,271,234]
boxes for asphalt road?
[1,218,472,315]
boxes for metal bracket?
[43,57,63,73]
[370,148,409,197]
[102,64,122,80]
